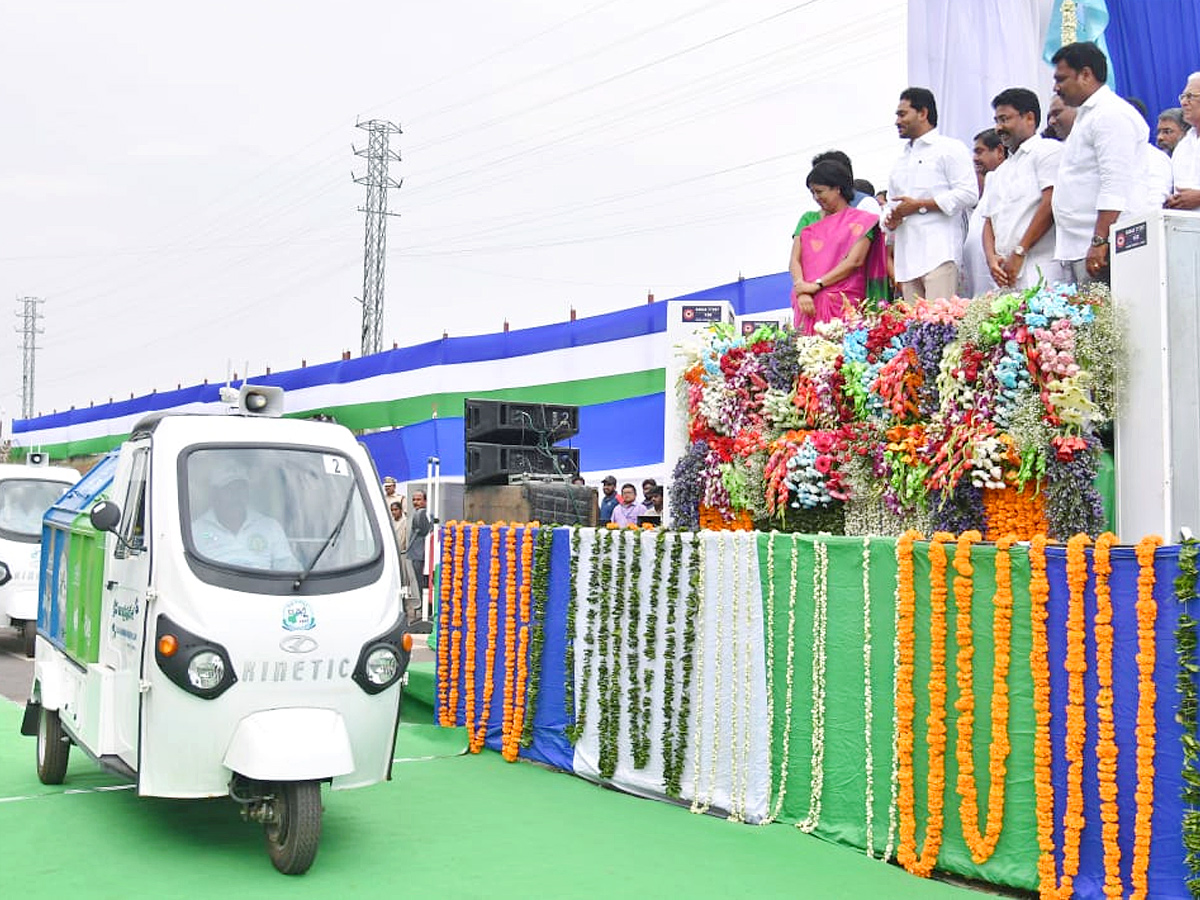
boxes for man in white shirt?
[1166,72,1200,210]
[982,88,1063,292]
[1049,42,1151,284]
[191,467,300,571]
[961,129,1007,297]
[883,87,978,302]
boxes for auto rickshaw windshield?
[0,479,72,541]
[183,447,380,576]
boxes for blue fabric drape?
[1044,544,1190,899]
[1106,0,1200,120]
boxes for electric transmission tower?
[353,119,402,357]
[15,296,44,419]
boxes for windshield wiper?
[293,483,357,590]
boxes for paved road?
[0,623,32,705]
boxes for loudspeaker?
[464,442,580,486]
[464,399,579,444]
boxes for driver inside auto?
[191,465,300,571]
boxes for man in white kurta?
[883,87,978,302]
[1049,42,1150,284]
[1167,72,1200,210]
[982,88,1063,291]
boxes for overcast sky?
[0,0,907,425]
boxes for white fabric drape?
[907,0,1055,147]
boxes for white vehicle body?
[23,397,411,873]
[0,461,80,652]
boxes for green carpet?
[0,696,999,899]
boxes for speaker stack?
[463,399,593,525]
[464,399,580,485]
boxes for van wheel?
[264,781,322,874]
[22,620,36,658]
[36,706,70,784]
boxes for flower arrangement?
[672,282,1119,538]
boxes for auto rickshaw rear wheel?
[36,705,70,784]
[22,620,36,658]
[264,780,322,875]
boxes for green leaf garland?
[1176,538,1200,896]
[563,525,581,741]
[661,533,684,796]
[599,529,626,779]
[567,527,604,744]
[627,529,647,769]
[520,525,555,748]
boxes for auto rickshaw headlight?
[187,651,227,691]
[364,647,399,686]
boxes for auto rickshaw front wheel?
[264,780,322,875]
[36,705,70,784]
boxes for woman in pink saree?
[788,160,890,334]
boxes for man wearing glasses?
[1166,73,1200,211]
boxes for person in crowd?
[1127,97,1175,207]
[854,178,876,200]
[1045,95,1077,140]
[1050,42,1150,285]
[570,475,586,486]
[1167,73,1200,210]
[641,478,657,508]
[883,87,978,302]
[390,497,421,623]
[610,483,647,527]
[191,466,300,571]
[382,475,401,507]
[646,485,665,517]
[1158,107,1188,155]
[875,189,888,207]
[792,150,884,236]
[960,128,1008,297]
[788,159,889,333]
[981,88,1063,291]
[598,475,619,523]
[406,489,432,617]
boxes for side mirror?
[0,562,11,587]
[90,500,122,533]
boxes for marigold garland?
[953,530,1014,865]
[897,527,952,878]
[1029,533,1061,897]
[500,526,518,760]
[437,522,457,726]
[1131,534,1163,899]
[462,524,482,750]
[504,526,535,761]
[698,504,753,531]
[448,523,473,729]
[1092,532,1121,897]
[472,525,501,753]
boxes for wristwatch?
[815,278,825,289]
[1013,245,1026,257]
[917,205,928,215]
[1090,234,1109,247]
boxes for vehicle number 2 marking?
[323,455,349,476]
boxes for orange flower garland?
[1092,532,1121,898]
[1029,533,1062,897]
[898,529,950,879]
[505,526,537,761]
[983,482,1048,540]
[954,530,1014,864]
[462,526,480,747]
[500,526,518,760]
[472,526,501,753]
[1131,535,1163,899]
[449,523,475,731]
[698,504,753,531]
[437,521,457,726]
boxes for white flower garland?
[767,532,800,823]
[689,532,711,815]
[705,531,724,814]
[797,537,829,833]
[763,532,777,819]
[883,538,903,862]
[728,530,743,823]
[863,537,877,857]
[739,534,754,823]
